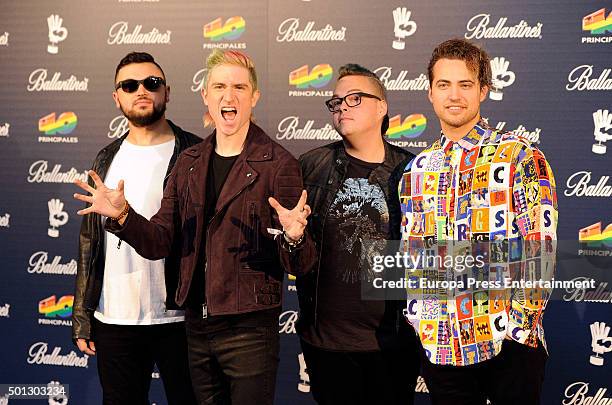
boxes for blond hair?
[203,50,258,127]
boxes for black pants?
[300,339,420,405]
[421,339,548,405]
[185,307,280,405]
[92,319,196,405]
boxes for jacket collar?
[439,119,492,153]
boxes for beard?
[120,101,166,127]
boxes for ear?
[428,86,433,104]
[201,87,208,106]
[251,89,261,108]
[112,91,120,109]
[378,99,388,120]
[165,86,170,103]
[479,85,489,102]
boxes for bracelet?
[283,231,304,248]
[112,201,130,222]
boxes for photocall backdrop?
[0,0,610,404]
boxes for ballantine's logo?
[566,65,612,91]
[204,17,245,41]
[191,68,207,92]
[563,382,611,404]
[27,342,88,368]
[38,112,78,143]
[279,310,298,334]
[0,31,8,46]
[374,67,428,91]
[592,109,611,154]
[494,121,541,144]
[563,277,612,303]
[108,115,128,138]
[415,376,430,393]
[107,22,171,45]
[288,64,333,96]
[28,251,77,275]
[0,122,9,137]
[565,171,612,198]
[27,69,89,92]
[386,114,427,139]
[27,160,88,184]
[276,18,346,42]
[39,295,73,324]
[276,116,339,141]
[290,64,333,89]
[465,14,542,40]
[0,213,9,228]
[0,303,10,318]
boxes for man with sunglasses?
[291,64,420,404]
[72,51,200,405]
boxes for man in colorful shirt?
[399,39,557,404]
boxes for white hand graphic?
[47,14,68,54]
[592,109,611,154]
[48,381,68,405]
[297,353,310,393]
[48,198,69,238]
[392,7,417,50]
[590,322,612,366]
[489,57,515,101]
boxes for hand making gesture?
[268,190,311,243]
[73,170,127,220]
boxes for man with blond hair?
[74,49,315,404]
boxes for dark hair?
[337,63,389,135]
[427,38,491,88]
[114,52,166,82]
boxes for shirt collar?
[440,120,490,153]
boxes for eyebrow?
[435,79,475,85]
[332,88,363,97]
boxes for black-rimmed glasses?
[115,76,166,93]
[324,92,382,113]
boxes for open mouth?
[221,106,237,121]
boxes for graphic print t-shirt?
[304,153,394,351]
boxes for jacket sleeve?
[274,155,317,277]
[72,160,100,342]
[104,159,181,260]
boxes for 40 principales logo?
[203,16,246,49]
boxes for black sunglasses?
[115,76,166,93]
[325,92,382,113]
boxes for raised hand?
[73,170,126,218]
[268,190,311,242]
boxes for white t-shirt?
[94,138,184,325]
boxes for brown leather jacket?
[106,123,316,315]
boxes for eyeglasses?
[115,76,166,93]
[324,92,382,113]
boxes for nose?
[449,84,461,100]
[222,87,235,101]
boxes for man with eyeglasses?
[290,64,420,404]
[72,51,200,404]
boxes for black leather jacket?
[296,140,415,331]
[72,120,201,341]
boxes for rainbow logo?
[579,222,612,247]
[38,295,74,318]
[38,112,77,135]
[582,9,612,34]
[386,114,426,139]
[204,16,246,41]
[289,64,333,89]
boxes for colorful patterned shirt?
[398,121,557,366]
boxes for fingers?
[268,197,286,213]
[302,204,312,218]
[73,179,95,194]
[117,179,124,193]
[76,339,96,356]
[296,190,307,210]
[73,193,93,204]
[76,206,95,216]
[88,170,105,188]
[89,340,96,353]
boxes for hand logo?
[489,57,515,101]
[590,321,612,366]
[48,198,69,238]
[47,14,68,54]
[592,109,611,154]
[392,7,417,50]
